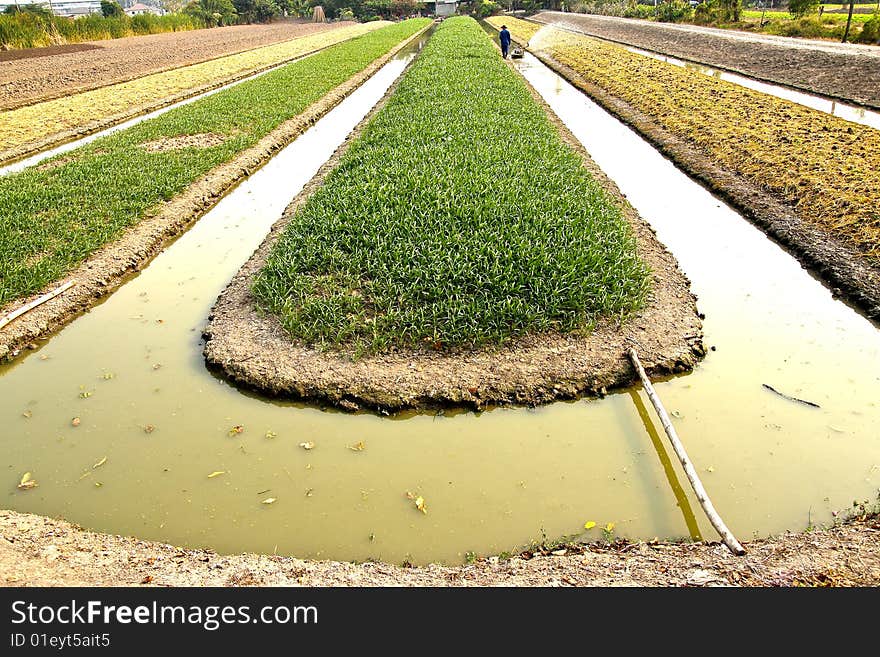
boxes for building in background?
[124,1,162,15]
[434,0,456,17]
[0,0,102,17]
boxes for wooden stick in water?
[0,280,75,331]
[627,347,746,556]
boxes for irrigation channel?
[528,21,880,131]
[2,29,879,565]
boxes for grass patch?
[0,22,386,157]
[495,17,880,262]
[0,19,431,308]
[253,17,649,354]
[0,11,198,50]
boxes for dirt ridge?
[2,508,878,586]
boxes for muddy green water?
[2,37,879,565]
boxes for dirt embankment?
[0,27,431,364]
[532,12,880,109]
[203,57,704,413]
[0,21,347,111]
[2,508,878,587]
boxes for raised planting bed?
[203,16,704,412]
[0,19,432,358]
[0,22,387,164]
[492,17,880,318]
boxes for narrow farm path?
[532,11,880,109]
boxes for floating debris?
[265,431,277,439]
[261,497,276,505]
[228,425,244,436]
[93,456,107,469]
[22,410,32,419]
[71,417,81,427]
[143,424,155,434]
[406,491,427,514]
[17,472,38,490]
[762,384,820,408]
[207,471,226,479]
[299,441,315,450]
[348,440,366,452]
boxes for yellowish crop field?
[0,22,387,158]
[493,17,880,260]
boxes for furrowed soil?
[0,20,346,111]
[532,12,880,109]
[0,27,429,362]
[2,508,878,586]
[203,56,703,413]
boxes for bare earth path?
[532,12,880,109]
[2,509,878,586]
[0,20,345,111]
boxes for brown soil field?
[0,20,346,111]
[0,27,431,363]
[202,57,703,413]
[532,12,880,109]
[2,508,877,586]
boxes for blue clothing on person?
[499,26,511,58]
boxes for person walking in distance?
[499,25,511,59]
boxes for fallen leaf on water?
[584,521,597,530]
[299,441,315,450]
[261,497,276,505]
[93,457,107,469]
[415,496,427,514]
[348,441,366,451]
[71,417,81,427]
[207,471,226,479]
[265,431,277,439]
[143,424,155,434]
[18,472,38,490]
[228,425,244,436]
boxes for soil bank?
[2,508,877,586]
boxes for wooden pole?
[843,0,855,42]
[627,348,746,556]
[0,280,75,331]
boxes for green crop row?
[0,19,431,309]
[254,16,649,354]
